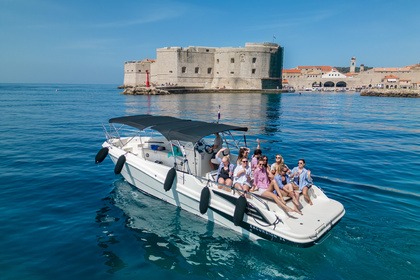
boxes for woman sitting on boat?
[261,155,274,182]
[233,157,252,192]
[271,154,287,176]
[236,147,250,166]
[272,165,301,213]
[215,148,234,191]
[289,159,313,205]
[253,158,301,214]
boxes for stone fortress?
[123,42,284,91]
[123,43,419,95]
[282,57,420,91]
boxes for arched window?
[324,81,335,87]
[336,81,347,88]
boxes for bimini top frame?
[109,114,248,143]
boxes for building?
[123,43,284,90]
[282,58,420,91]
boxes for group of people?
[212,140,313,215]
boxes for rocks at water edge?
[361,89,420,98]
[121,86,170,95]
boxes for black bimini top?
[109,114,248,143]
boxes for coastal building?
[282,58,420,91]
[123,43,284,90]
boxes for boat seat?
[206,170,218,181]
[143,148,183,168]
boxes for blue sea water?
[0,84,418,280]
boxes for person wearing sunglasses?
[236,147,250,166]
[214,148,234,192]
[272,165,301,214]
[271,154,287,176]
[290,159,313,205]
[252,159,301,214]
[233,158,252,192]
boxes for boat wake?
[106,179,308,279]
[314,175,420,199]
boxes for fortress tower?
[350,57,356,73]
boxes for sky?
[0,0,419,84]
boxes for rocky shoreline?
[360,89,420,98]
[119,85,288,95]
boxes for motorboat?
[95,114,345,246]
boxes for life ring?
[233,195,247,226]
[114,155,126,174]
[95,147,109,164]
[164,167,176,191]
[199,187,210,214]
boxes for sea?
[0,83,418,280]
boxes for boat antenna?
[217,105,221,123]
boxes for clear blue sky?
[1,0,419,84]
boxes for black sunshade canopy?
[109,114,248,143]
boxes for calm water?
[0,84,418,280]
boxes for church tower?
[350,57,356,73]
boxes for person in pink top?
[251,158,270,192]
[251,159,300,214]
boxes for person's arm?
[215,147,226,158]
[253,170,259,187]
[306,169,313,183]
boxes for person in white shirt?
[233,158,252,191]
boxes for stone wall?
[123,43,283,90]
[123,60,152,86]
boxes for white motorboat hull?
[104,141,345,246]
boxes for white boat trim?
[96,114,345,246]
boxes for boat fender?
[233,195,247,226]
[114,155,126,174]
[199,187,210,214]
[163,167,176,191]
[95,147,109,164]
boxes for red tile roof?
[384,74,399,79]
[283,69,301,74]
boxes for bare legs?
[234,182,250,192]
[268,181,302,215]
[302,186,313,205]
[218,177,232,192]
[261,190,297,214]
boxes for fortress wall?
[175,47,215,87]
[153,47,181,85]
[123,61,151,86]
[124,43,284,90]
[211,43,282,89]
[153,47,215,87]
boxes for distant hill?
[335,66,373,73]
